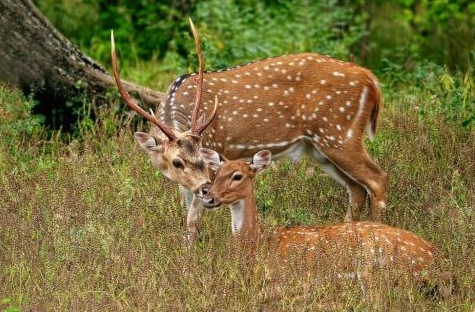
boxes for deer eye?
[232,173,243,181]
[172,159,184,169]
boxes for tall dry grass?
[0,83,474,311]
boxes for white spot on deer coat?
[347,129,353,139]
[355,87,369,122]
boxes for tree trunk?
[0,0,164,129]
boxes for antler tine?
[149,108,157,119]
[196,95,218,135]
[110,30,177,141]
[188,18,205,135]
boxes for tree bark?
[0,0,164,127]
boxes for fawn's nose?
[202,196,215,208]
[199,182,219,208]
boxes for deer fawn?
[111,19,387,241]
[199,148,445,293]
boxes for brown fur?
[204,155,438,286]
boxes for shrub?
[0,84,44,152]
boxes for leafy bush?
[380,60,475,128]
[191,0,364,69]
[0,84,44,151]
[35,0,475,72]
[34,0,364,71]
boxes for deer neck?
[230,184,259,243]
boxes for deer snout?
[200,182,212,197]
[193,181,210,197]
[199,182,221,208]
[202,196,216,208]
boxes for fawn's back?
[275,221,436,278]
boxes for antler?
[110,30,177,141]
[196,95,219,135]
[189,19,218,135]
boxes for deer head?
[110,20,218,194]
[199,148,270,238]
[199,148,271,208]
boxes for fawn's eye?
[172,159,184,169]
[232,173,243,181]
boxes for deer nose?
[199,182,220,208]
[202,196,215,208]
[200,182,212,196]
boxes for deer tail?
[365,73,383,140]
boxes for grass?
[0,76,474,311]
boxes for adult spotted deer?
[111,20,387,241]
[200,149,448,294]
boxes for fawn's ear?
[250,150,272,173]
[134,132,164,153]
[200,148,224,171]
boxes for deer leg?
[179,185,187,212]
[186,195,204,243]
[179,185,196,243]
[321,163,367,222]
[179,185,194,211]
[345,180,367,222]
[311,147,367,221]
[322,147,388,221]
[179,190,186,210]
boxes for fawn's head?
[199,149,272,208]
[111,20,218,194]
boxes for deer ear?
[134,132,163,153]
[250,150,271,173]
[200,148,223,171]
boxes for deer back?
[158,53,382,159]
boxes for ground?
[0,82,474,311]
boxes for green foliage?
[35,0,475,72]
[192,0,363,69]
[1,298,20,312]
[0,84,44,154]
[380,60,475,128]
[363,0,475,70]
[35,0,365,77]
